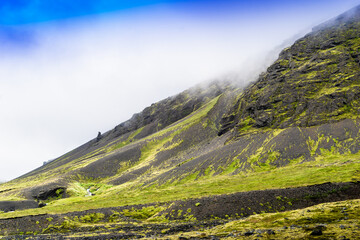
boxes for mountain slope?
[0,80,241,200]
[1,5,360,239]
[1,5,360,204]
[219,6,360,135]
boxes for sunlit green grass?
[1,150,359,219]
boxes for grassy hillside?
[1,5,360,240]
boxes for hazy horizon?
[1,0,359,182]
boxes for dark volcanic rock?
[162,182,360,221]
[0,200,38,212]
[96,131,102,141]
[34,187,66,201]
[27,183,67,201]
[310,229,323,236]
[244,230,255,236]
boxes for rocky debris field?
[0,201,38,213]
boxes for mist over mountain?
[1,2,360,239]
[1,0,359,182]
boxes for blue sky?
[0,0,359,48]
[0,0,357,25]
[0,0,359,181]
[0,0,183,25]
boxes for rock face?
[219,6,360,136]
[96,132,102,141]
[29,184,67,201]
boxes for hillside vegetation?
[1,5,360,240]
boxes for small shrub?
[177,210,183,217]
[109,212,121,222]
[80,213,105,223]
[121,206,163,220]
[184,214,196,221]
[55,189,64,199]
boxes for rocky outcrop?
[26,183,67,201]
[219,6,360,136]
[33,187,66,201]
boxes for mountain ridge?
[218,6,360,137]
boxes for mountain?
[1,5,360,239]
[219,7,360,134]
